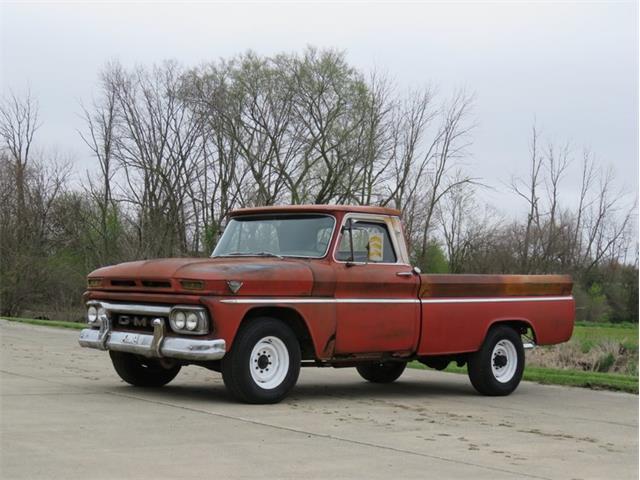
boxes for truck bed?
[417,274,574,356]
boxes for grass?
[409,362,638,394]
[0,316,84,330]
[2,316,637,393]
[571,323,638,351]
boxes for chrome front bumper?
[78,302,225,361]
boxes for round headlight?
[87,306,98,324]
[97,306,107,320]
[185,312,198,331]
[174,311,186,329]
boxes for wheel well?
[240,307,316,360]
[489,320,537,343]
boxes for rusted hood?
[88,257,314,296]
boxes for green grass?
[409,361,638,394]
[0,316,85,330]
[572,323,638,351]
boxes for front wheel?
[221,318,301,404]
[109,351,181,387]
[357,361,407,383]
[467,326,524,396]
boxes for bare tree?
[0,91,41,222]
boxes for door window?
[336,221,397,263]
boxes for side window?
[336,220,397,263]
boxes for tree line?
[0,48,636,322]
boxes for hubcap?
[491,339,518,383]
[249,336,289,390]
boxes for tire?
[356,361,407,383]
[467,326,524,396]
[109,351,181,387]
[221,318,301,404]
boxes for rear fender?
[485,317,537,343]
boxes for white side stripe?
[219,296,573,305]
[220,298,419,304]
[421,296,573,304]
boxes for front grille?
[108,279,172,288]
[142,280,171,288]
[111,313,168,333]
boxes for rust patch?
[419,274,573,298]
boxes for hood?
[88,257,314,296]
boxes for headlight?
[87,306,98,324]
[169,306,209,335]
[185,312,198,331]
[174,311,186,329]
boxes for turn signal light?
[87,278,102,288]
[180,280,204,290]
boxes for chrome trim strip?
[88,301,171,316]
[220,298,420,304]
[421,296,573,304]
[219,296,573,305]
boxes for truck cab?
[79,205,574,403]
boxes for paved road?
[0,320,637,479]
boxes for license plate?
[121,334,141,345]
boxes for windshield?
[212,214,336,259]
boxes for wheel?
[109,351,181,387]
[467,326,524,396]
[221,318,301,404]
[356,361,407,383]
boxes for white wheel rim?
[491,339,518,383]
[249,336,289,390]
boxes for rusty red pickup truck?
[79,205,574,403]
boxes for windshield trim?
[211,213,337,260]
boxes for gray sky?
[1,1,638,214]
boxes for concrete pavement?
[0,319,637,479]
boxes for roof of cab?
[229,204,401,217]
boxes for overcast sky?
[1,1,638,215]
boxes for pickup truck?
[79,205,574,403]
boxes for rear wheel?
[109,351,181,387]
[357,361,407,383]
[221,318,301,404]
[467,326,524,396]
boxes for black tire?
[109,351,181,387]
[356,361,407,383]
[221,318,301,404]
[467,326,524,396]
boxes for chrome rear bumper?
[78,303,225,361]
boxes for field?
[2,316,638,393]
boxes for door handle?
[396,271,413,277]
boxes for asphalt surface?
[0,319,637,480]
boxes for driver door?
[332,216,420,355]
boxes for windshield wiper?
[222,251,284,259]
